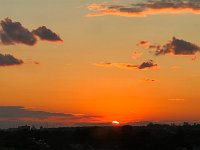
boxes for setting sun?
[112,121,120,125]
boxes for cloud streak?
[0,106,101,128]
[87,0,200,17]
[141,78,156,82]
[0,106,72,119]
[95,60,159,70]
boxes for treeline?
[1,123,200,150]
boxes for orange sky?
[0,0,200,128]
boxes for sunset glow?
[0,0,200,128]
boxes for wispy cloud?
[94,60,159,70]
[94,62,137,70]
[141,78,156,82]
[87,0,200,17]
[137,40,160,49]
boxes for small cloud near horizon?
[0,106,101,128]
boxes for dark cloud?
[88,0,200,17]
[0,18,37,45]
[0,106,98,120]
[0,54,23,66]
[138,60,158,69]
[32,26,62,41]
[0,18,62,45]
[155,37,200,55]
[0,106,101,128]
[0,106,73,119]
[95,60,159,70]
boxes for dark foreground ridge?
[1,123,200,150]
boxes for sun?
[112,120,120,125]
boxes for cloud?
[34,61,40,65]
[137,40,151,47]
[0,106,98,119]
[32,26,62,42]
[0,18,62,45]
[111,63,138,69]
[154,37,200,55]
[74,122,112,127]
[94,60,159,70]
[87,0,200,17]
[94,62,110,67]
[0,106,71,119]
[0,54,23,66]
[137,40,160,49]
[141,78,156,82]
[138,60,158,69]
[94,62,138,71]
[0,18,37,45]
[0,106,101,128]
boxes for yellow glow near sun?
[112,120,120,125]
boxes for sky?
[1,0,200,128]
